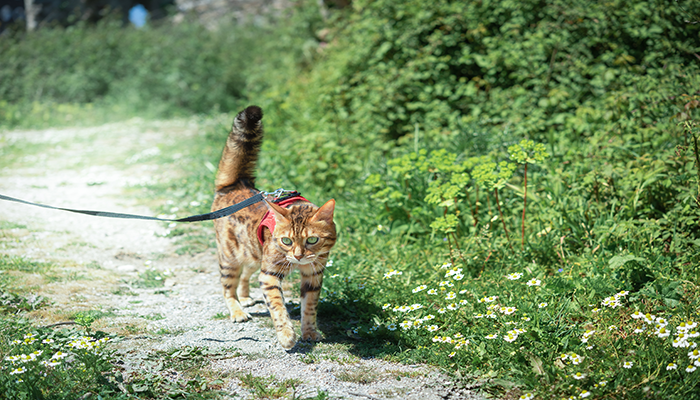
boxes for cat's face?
[268,199,336,266]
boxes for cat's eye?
[280,237,292,246]
[306,237,319,245]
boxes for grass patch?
[237,373,302,399]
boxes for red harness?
[256,196,309,246]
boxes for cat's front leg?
[299,263,324,341]
[259,265,296,349]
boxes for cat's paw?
[239,297,256,307]
[301,329,323,342]
[230,311,252,323]
[277,328,297,349]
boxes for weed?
[335,366,377,384]
[237,373,302,399]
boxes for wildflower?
[686,365,697,373]
[538,302,548,308]
[571,354,584,365]
[634,327,645,334]
[500,306,517,315]
[439,281,454,287]
[445,292,456,300]
[631,311,644,319]
[486,334,498,339]
[9,367,26,375]
[656,327,670,338]
[409,303,423,311]
[521,316,531,321]
[520,393,534,400]
[474,313,484,319]
[358,283,365,290]
[427,325,439,332]
[485,310,497,319]
[503,333,518,343]
[42,338,54,344]
[459,289,467,294]
[445,267,463,278]
[525,278,541,287]
[383,269,402,279]
[656,317,669,327]
[412,285,427,293]
[387,323,397,331]
[459,299,468,305]
[453,274,464,281]
[11,339,22,345]
[579,390,591,398]
[598,380,608,387]
[667,362,678,370]
[591,308,600,313]
[399,321,412,330]
[643,314,656,325]
[438,308,447,314]
[689,330,700,338]
[506,272,523,280]
[427,289,438,295]
[5,355,20,363]
[608,325,617,331]
[446,303,459,311]
[623,361,633,369]
[572,372,586,380]
[326,260,334,267]
[382,303,392,310]
[448,352,456,358]
[586,345,594,350]
[689,349,700,360]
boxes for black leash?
[0,190,300,223]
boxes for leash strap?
[0,192,267,223]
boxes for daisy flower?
[426,325,439,332]
[538,302,548,308]
[666,362,678,370]
[382,303,392,310]
[386,323,397,331]
[503,334,518,343]
[485,334,498,339]
[525,278,541,287]
[689,349,700,360]
[506,272,523,280]
[500,306,517,315]
[686,365,697,373]
[399,321,412,330]
[579,390,591,398]
[427,289,438,295]
[446,303,459,311]
[623,361,634,369]
[572,372,586,380]
[445,292,456,300]
[412,285,427,293]
[519,394,534,400]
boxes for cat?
[211,105,337,349]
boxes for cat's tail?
[214,105,264,191]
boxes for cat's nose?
[294,255,303,261]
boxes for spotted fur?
[211,106,336,349]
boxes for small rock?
[164,278,176,287]
[117,265,137,272]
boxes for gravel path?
[0,121,486,399]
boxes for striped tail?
[214,105,264,191]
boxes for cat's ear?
[310,199,335,225]
[265,200,290,221]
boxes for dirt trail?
[0,121,484,399]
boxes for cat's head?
[266,199,336,265]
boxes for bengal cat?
[211,105,336,349]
